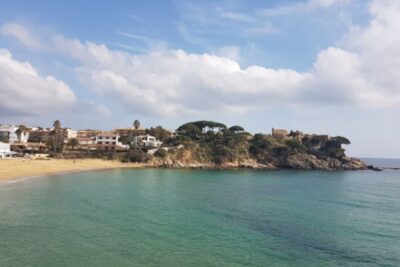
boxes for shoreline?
[0,158,146,182]
[0,158,380,183]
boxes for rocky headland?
[123,121,370,171]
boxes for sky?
[0,0,399,158]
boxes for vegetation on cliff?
[48,119,365,170]
[155,120,365,170]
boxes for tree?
[125,148,150,163]
[154,148,168,159]
[16,125,29,142]
[248,134,280,163]
[228,125,244,133]
[49,120,64,153]
[145,126,171,141]
[68,138,79,150]
[118,136,130,145]
[165,135,192,146]
[332,136,351,145]
[176,123,202,140]
[323,136,350,159]
[53,120,61,130]
[285,139,306,153]
[177,121,228,141]
[133,120,140,130]
[178,121,227,134]
[128,120,141,147]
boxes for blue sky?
[0,0,399,158]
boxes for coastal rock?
[285,154,329,170]
[284,155,368,170]
[149,154,368,171]
[150,157,276,170]
[367,165,383,171]
[341,157,368,170]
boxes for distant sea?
[1,167,399,266]
[361,157,400,168]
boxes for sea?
[0,158,399,266]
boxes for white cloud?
[56,41,311,115]
[115,30,168,51]
[217,9,253,22]
[310,47,393,107]
[335,0,400,106]
[0,49,76,116]
[259,0,349,17]
[175,2,278,40]
[0,22,45,49]
[175,22,208,46]
[80,101,113,118]
[310,0,349,7]
[214,46,241,62]
[1,0,399,116]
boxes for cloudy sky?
[0,0,399,158]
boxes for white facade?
[95,132,130,150]
[0,125,18,143]
[0,142,11,158]
[133,134,162,148]
[18,131,30,143]
[95,132,121,146]
[77,137,95,145]
[64,128,78,139]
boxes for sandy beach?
[0,158,144,181]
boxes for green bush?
[154,148,168,158]
[285,139,306,153]
[125,148,150,163]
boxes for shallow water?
[1,168,400,266]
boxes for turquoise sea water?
[1,168,400,266]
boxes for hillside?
[145,121,367,170]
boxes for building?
[11,142,47,154]
[165,129,177,138]
[17,129,30,143]
[77,129,102,139]
[0,125,18,143]
[76,137,95,145]
[288,130,304,142]
[69,137,96,150]
[95,132,127,151]
[0,142,12,158]
[133,134,162,148]
[114,127,146,138]
[64,128,77,140]
[272,128,289,139]
[28,128,51,143]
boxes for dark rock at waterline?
[367,165,383,171]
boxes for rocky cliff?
[127,120,369,171]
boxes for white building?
[0,125,18,143]
[18,130,30,143]
[76,137,95,145]
[133,134,162,148]
[95,132,127,150]
[0,142,11,158]
[64,128,78,139]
